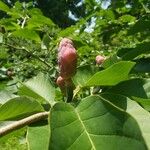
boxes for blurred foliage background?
[0,0,150,148]
[0,0,150,83]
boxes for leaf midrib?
[75,109,96,150]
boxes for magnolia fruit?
[56,76,66,95]
[56,76,65,88]
[95,55,105,65]
[58,38,77,79]
[56,76,74,97]
[59,38,73,50]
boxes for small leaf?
[0,96,44,120]
[0,33,3,43]
[0,90,17,105]
[119,15,136,23]
[73,65,98,87]
[0,1,10,13]
[27,15,54,29]
[85,61,135,87]
[19,73,55,105]
[58,26,76,37]
[11,29,41,42]
[41,34,51,49]
[102,54,121,68]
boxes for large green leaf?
[101,93,150,149]
[19,73,55,105]
[49,96,147,150]
[85,61,135,87]
[0,96,44,120]
[27,121,50,150]
[108,78,150,99]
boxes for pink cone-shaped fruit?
[58,38,77,79]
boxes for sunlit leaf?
[0,90,17,105]
[0,97,44,120]
[0,1,10,13]
[19,73,55,105]
[11,29,41,42]
[85,61,135,86]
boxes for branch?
[0,112,49,137]
[4,43,52,68]
[21,17,27,28]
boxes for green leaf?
[117,42,150,60]
[58,26,76,37]
[128,18,150,35]
[0,33,3,43]
[0,127,27,149]
[0,90,17,105]
[119,15,136,23]
[41,34,51,49]
[19,73,55,105]
[0,18,20,30]
[133,97,150,112]
[27,121,50,150]
[134,58,150,73]
[101,93,150,149]
[0,96,44,120]
[73,65,98,87]
[102,54,121,68]
[49,96,147,150]
[85,61,135,87]
[108,78,150,99]
[27,15,54,29]
[11,29,41,42]
[0,46,9,59]
[0,1,10,13]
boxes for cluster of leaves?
[0,0,150,150]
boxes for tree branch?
[0,112,49,137]
[4,43,52,68]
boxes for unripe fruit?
[56,76,65,88]
[95,55,105,65]
[58,38,77,79]
[56,76,74,98]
